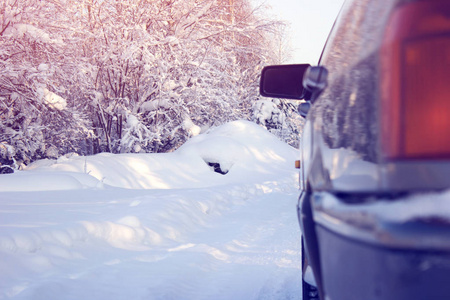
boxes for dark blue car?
[260,0,450,299]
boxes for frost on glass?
[312,0,396,162]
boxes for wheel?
[302,239,320,300]
[303,279,319,300]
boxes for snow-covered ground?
[0,121,303,300]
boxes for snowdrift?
[0,120,298,191]
[0,120,303,300]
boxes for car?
[259,0,450,299]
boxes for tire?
[303,280,319,300]
[302,239,320,300]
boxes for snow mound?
[0,121,298,191]
[0,172,101,192]
[0,120,302,299]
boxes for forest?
[0,0,301,170]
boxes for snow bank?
[0,172,84,192]
[0,121,302,299]
[0,120,298,191]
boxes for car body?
[260,0,450,299]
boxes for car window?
[311,0,396,162]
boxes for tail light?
[380,1,450,160]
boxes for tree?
[0,0,291,168]
[0,0,94,167]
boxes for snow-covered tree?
[0,0,94,167]
[0,0,291,168]
[70,0,287,153]
[252,98,303,148]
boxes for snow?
[38,64,49,72]
[182,118,201,137]
[5,24,61,45]
[140,99,171,112]
[303,266,316,287]
[253,99,285,126]
[0,120,303,299]
[126,114,140,129]
[321,145,378,191]
[318,188,450,224]
[36,88,67,111]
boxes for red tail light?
[380,1,450,160]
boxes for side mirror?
[303,66,328,102]
[298,102,311,118]
[260,64,311,100]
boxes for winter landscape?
[1,0,307,298]
[0,121,304,299]
[0,0,302,168]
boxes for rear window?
[310,0,396,162]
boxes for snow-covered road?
[0,121,303,299]
[0,182,302,299]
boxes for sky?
[255,0,346,64]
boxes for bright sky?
[255,0,346,64]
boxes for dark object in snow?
[260,0,450,299]
[0,154,14,167]
[0,165,14,174]
[206,162,228,175]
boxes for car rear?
[308,0,450,299]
